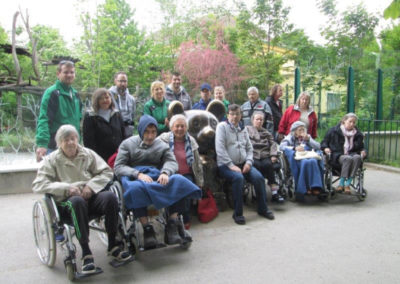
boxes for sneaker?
[81,255,96,274]
[258,210,275,220]
[108,246,132,262]
[143,224,157,249]
[177,220,192,242]
[165,218,182,245]
[271,193,284,204]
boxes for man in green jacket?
[35,61,82,162]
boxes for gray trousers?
[338,154,362,178]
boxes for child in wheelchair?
[32,125,132,276]
[114,115,202,249]
[279,121,324,199]
[321,113,367,194]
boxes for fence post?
[347,66,355,113]
[317,80,322,123]
[285,84,289,109]
[294,67,300,103]
[376,68,383,120]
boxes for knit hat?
[200,83,212,91]
[137,115,158,139]
[290,121,306,132]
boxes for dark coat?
[266,96,282,133]
[83,110,126,162]
[321,123,365,169]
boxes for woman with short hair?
[33,125,131,275]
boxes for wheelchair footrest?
[140,243,167,251]
[109,255,135,268]
[75,267,103,279]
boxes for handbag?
[197,189,218,223]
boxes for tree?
[76,0,156,91]
[175,40,244,101]
[234,0,293,94]
[384,0,400,19]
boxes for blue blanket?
[121,166,202,210]
[284,148,324,195]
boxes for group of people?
[32,60,367,275]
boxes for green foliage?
[384,0,400,19]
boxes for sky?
[0,0,394,47]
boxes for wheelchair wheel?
[356,169,367,201]
[286,175,296,202]
[274,168,287,199]
[65,260,75,281]
[32,199,56,267]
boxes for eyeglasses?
[117,80,127,83]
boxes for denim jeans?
[218,164,268,216]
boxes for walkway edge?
[364,162,400,174]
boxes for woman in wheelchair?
[159,114,204,228]
[114,115,201,249]
[321,113,367,194]
[32,125,132,275]
[246,111,284,203]
[279,121,324,197]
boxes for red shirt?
[278,105,318,138]
[174,140,191,175]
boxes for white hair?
[247,86,259,95]
[169,114,187,129]
[55,125,79,147]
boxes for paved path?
[0,167,399,284]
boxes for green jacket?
[143,98,170,134]
[36,80,82,149]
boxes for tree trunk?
[16,91,23,123]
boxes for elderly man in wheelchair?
[114,115,202,250]
[32,125,132,279]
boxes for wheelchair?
[278,149,332,202]
[323,154,367,201]
[116,181,193,253]
[32,182,133,281]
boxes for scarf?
[169,132,194,167]
[340,124,357,155]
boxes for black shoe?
[108,246,132,262]
[258,210,275,220]
[177,219,192,242]
[232,213,246,225]
[165,218,182,245]
[271,193,285,204]
[81,254,96,274]
[143,224,157,249]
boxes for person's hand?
[295,145,305,152]
[324,148,331,155]
[157,173,169,185]
[81,185,93,200]
[36,147,47,162]
[271,156,277,163]
[242,163,251,174]
[304,134,310,141]
[68,186,81,197]
[277,133,284,142]
[229,165,242,173]
[164,117,169,127]
[361,150,367,159]
[138,173,153,183]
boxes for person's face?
[343,117,357,131]
[142,125,158,145]
[115,74,128,93]
[201,88,211,102]
[275,86,283,99]
[248,90,259,103]
[57,65,75,86]
[299,95,309,109]
[99,93,112,110]
[60,134,79,158]
[172,75,181,90]
[294,127,306,139]
[252,114,264,129]
[171,119,187,140]
[228,110,242,126]
[153,86,165,102]
[214,88,225,101]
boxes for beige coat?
[159,132,204,187]
[32,145,113,201]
